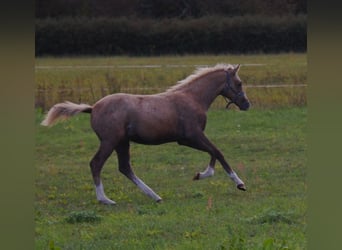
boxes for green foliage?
[36,15,306,56]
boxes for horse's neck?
[183,71,224,110]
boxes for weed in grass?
[48,240,61,250]
[65,210,102,224]
[262,238,290,250]
[245,208,297,225]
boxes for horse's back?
[92,93,173,116]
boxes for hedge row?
[36,15,306,56]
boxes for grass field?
[35,107,307,249]
[35,54,307,249]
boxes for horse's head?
[221,64,250,111]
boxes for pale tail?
[41,101,92,127]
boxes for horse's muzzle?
[239,101,250,111]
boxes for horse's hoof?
[156,199,163,203]
[237,184,246,191]
[98,199,116,205]
[193,173,200,180]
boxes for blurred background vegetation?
[35,0,307,56]
[36,0,306,19]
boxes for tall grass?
[35,53,307,110]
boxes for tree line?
[35,0,307,56]
[36,0,306,19]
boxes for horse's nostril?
[241,102,250,111]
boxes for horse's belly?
[130,136,175,145]
[128,130,177,145]
[127,117,179,145]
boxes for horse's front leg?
[180,132,246,191]
[193,156,216,180]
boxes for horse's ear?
[233,64,240,74]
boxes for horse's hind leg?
[116,141,162,202]
[90,140,116,205]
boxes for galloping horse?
[41,64,250,205]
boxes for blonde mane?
[167,64,235,92]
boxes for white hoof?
[228,172,244,186]
[194,165,214,180]
[95,182,115,205]
[98,198,116,205]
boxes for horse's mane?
[167,64,235,92]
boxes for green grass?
[35,53,307,110]
[35,107,307,249]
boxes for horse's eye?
[237,82,242,87]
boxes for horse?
[41,64,250,205]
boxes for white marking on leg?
[199,165,215,179]
[95,181,116,205]
[228,172,244,186]
[132,176,162,202]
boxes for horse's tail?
[41,101,93,127]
